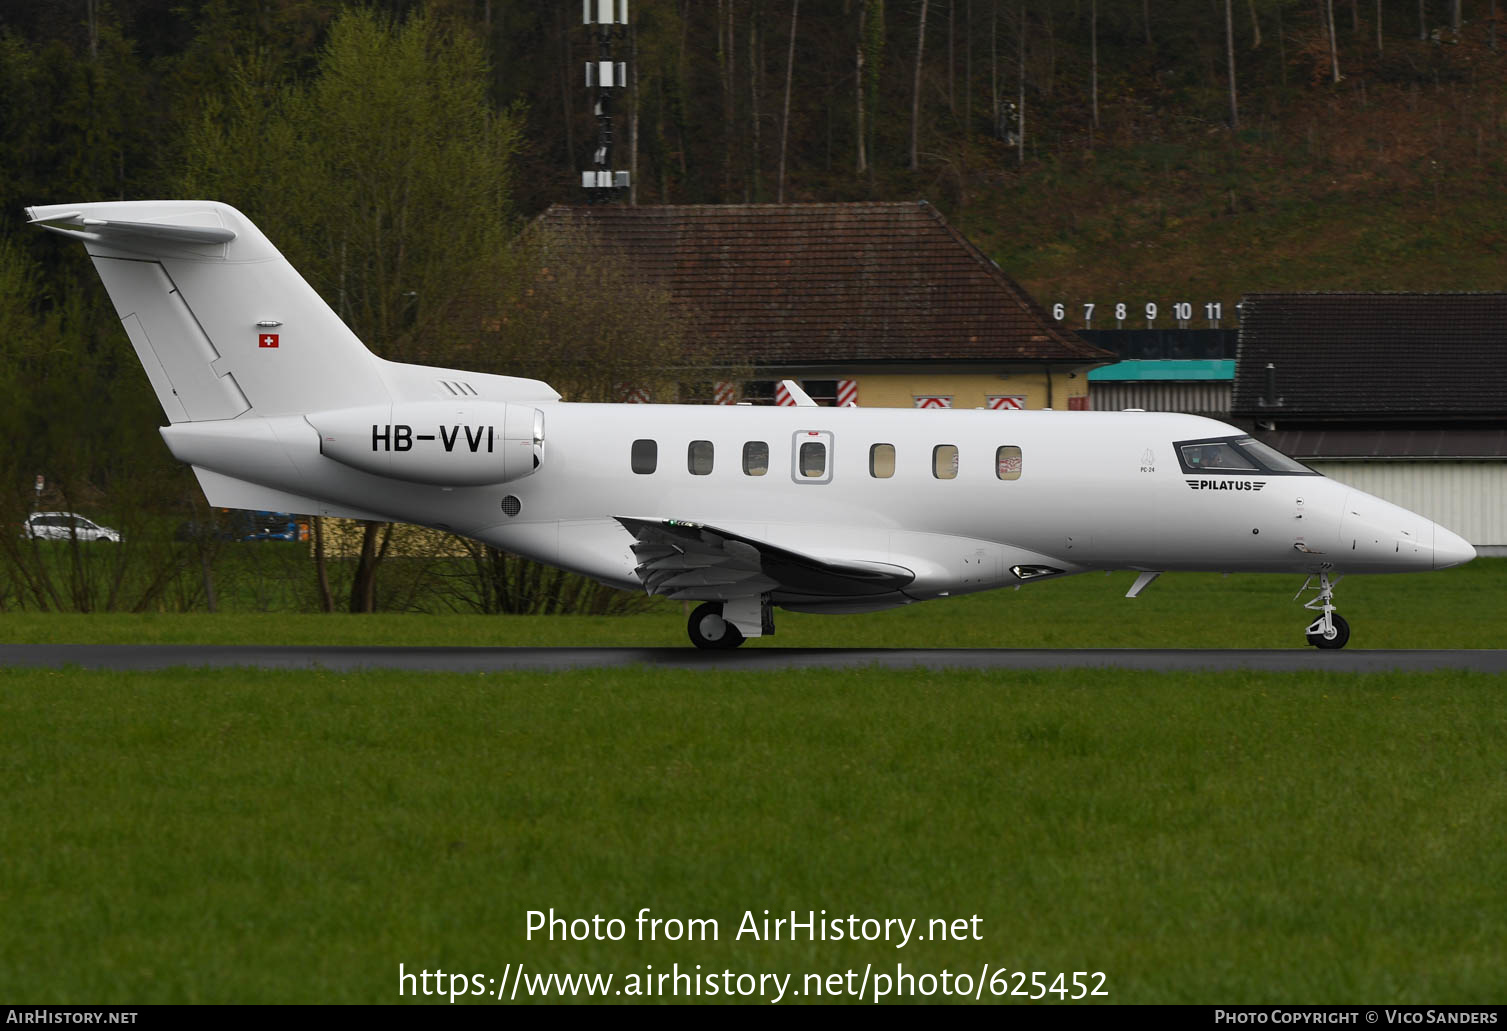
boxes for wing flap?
[616,516,914,600]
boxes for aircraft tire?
[688,602,746,650]
[1306,613,1350,650]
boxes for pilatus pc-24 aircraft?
[30,201,1476,649]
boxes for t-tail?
[29,201,555,518]
[28,200,393,421]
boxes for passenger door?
[790,430,833,485]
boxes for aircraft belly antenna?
[1126,571,1162,598]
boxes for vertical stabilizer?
[27,201,389,421]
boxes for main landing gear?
[687,602,747,650]
[1296,572,1350,650]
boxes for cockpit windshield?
[1233,437,1314,474]
[1174,435,1317,476]
[1179,441,1260,472]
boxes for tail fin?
[27,201,389,422]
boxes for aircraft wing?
[615,516,915,601]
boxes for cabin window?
[996,445,1023,480]
[799,441,827,478]
[631,438,658,474]
[933,444,959,480]
[743,441,769,476]
[869,443,895,478]
[688,439,715,475]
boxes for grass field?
[1,560,1502,1005]
[1,666,1505,1004]
[1,559,1502,649]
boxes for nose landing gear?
[1296,572,1350,649]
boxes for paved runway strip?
[2,645,1505,673]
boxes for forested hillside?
[4,1,1503,303]
[0,0,1501,610]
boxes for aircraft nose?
[1433,523,1476,570]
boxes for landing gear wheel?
[1297,572,1350,650]
[688,602,746,650]
[1306,612,1351,650]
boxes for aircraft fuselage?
[168,403,1471,609]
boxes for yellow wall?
[658,367,1099,408]
[839,368,1094,410]
[314,518,472,559]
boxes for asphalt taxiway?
[1,645,1504,673]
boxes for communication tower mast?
[582,0,630,202]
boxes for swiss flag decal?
[258,333,280,348]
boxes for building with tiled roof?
[1234,292,1507,552]
[532,201,1111,410]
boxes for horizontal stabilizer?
[29,210,237,247]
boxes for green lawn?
[1,559,1501,649]
[1,666,1504,1004]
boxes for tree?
[496,216,714,402]
[990,0,998,134]
[912,0,929,171]
[777,0,799,202]
[1324,0,1341,83]
[964,0,973,135]
[719,0,737,196]
[1090,0,1099,133]
[748,0,763,200]
[1226,0,1239,129]
[1017,4,1027,167]
[556,3,575,190]
[947,0,956,112]
[458,214,718,615]
[181,8,523,612]
[0,235,194,614]
[856,0,884,175]
[857,0,870,173]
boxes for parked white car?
[22,511,121,543]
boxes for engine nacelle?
[307,401,543,486]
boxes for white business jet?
[29,201,1475,649]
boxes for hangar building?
[1234,293,1507,554]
